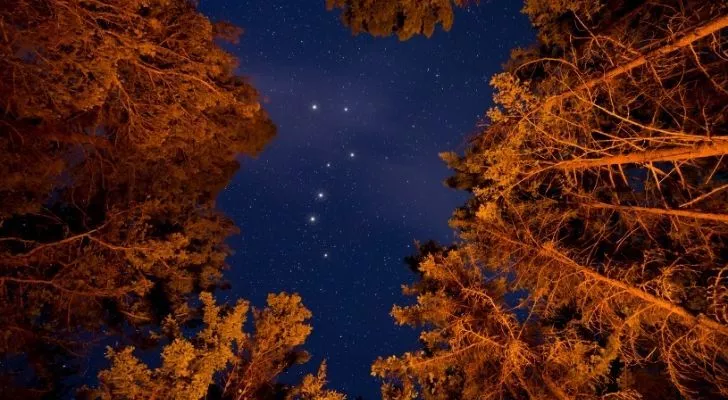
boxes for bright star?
[317,192,325,199]
[326,162,331,168]
[349,152,355,158]
[309,216,317,223]
[323,253,329,258]
[311,104,318,110]
[344,107,349,112]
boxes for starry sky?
[201,1,534,398]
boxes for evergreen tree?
[0,0,276,395]
[85,293,343,400]
[374,0,728,398]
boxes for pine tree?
[85,293,344,400]
[375,0,728,398]
[373,245,664,400]
[0,0,275,395]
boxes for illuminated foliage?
[522,0,604,46]
[326,0,473,41]
[90,293,249,400]
[376,0,728,398]
[225,293,315,400]
[87,293,343,400]
[286,362,346,400]
[0,0,275,395]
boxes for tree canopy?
[85,292,343,400]
[373,0,728,398]
[0,0,282,396]
[2,0,728,398]
[326,0,473,40]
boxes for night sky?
[200,1,534,398]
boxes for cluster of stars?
[307,101,361,259]
[206,0,536,397]
[311,103,351,113]
[308,101,357,229]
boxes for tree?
[376,0,728,398]
[326,0,472,40]
[0,0,275,395]
[373,247,671,400]
[286,362,346,400]
[85,292,344,400]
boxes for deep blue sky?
[203,1,534,398]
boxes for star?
[311,103,318,111]
[323,252,329,258]
[344,107,349,112]
[349,152,355,158]
[309,216,317,223]
[326,162,331,168]
[317,192,325,199]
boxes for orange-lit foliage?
[0,0,275,395]
[85,293,343,400]
[326,0,475,41]
[374,0,728,398]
